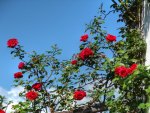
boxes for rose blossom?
[14,72,23,78]
[18,62,25,69]
[32,83,42,91]
[127,63,138,74]
[71,60,77,65]
[0,109,5,113]
[115,66,129,78]
[26,91,38,101]
[73,90,86,100]
[79,47,94,60]
[130,63,137,71]
[106,34,116,42]
[80,34,88,42]
[7,38,18,48]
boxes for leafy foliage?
[0,1,150,113]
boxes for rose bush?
[1,1,150,113]
[5,27,148,113]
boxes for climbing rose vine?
[1,4,150,112]
[4,30,149,113]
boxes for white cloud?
[76,96,92,105]
[0,85,93,113]
[0,86,52,113]
[0,86,24,113]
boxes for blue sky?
[0,0,122,90]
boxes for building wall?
[144,0,150,66]
[144,0,150,113]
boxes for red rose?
[127,68,132,75]
[130,63,137,71]
[18,62,25,69]
[79,48,94,60]
[7,38,18,48]
[14,72,23,78]
[80,34,88,42]
[71,60,77,65]
[115,66,128,78]
[0,109,5,113]
[127,63,138,74]
[106,34,116,42]
[26,91,38,101]
[32,83,42,91]
[73,90,86,100]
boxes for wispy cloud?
[0,85,94,113]
[0,86,52,113]
[0,86,24,113]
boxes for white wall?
[144,0,150,113]
[144,0,150,66]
